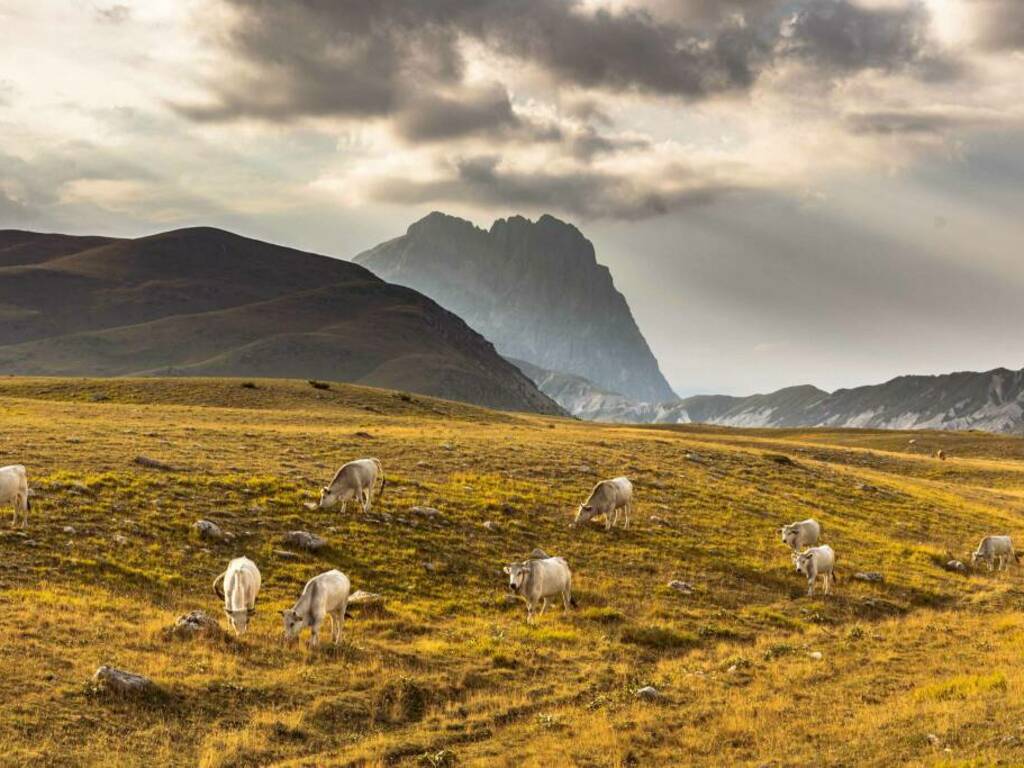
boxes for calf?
[504,556,576,623]
[319,459,384,514]
[0,465,30,528]
[573,477,633,530]
[213,557,261,635]
[793,545,836,597]
[971,535,1019,571]
[282,569,351,648]
[780,519,821,551]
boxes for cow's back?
[0,465,27,496]
[336,459,377,489]
[528,557,571,597]
[608,476,632,505]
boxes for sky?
[1,0,1022,397]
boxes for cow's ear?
[583,505,592,511]
[321,487,329,493]
[502,566,511,574]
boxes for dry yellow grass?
[1,377,1024,767]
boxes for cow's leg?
[807,577,815,597]
[605,510,614,531]
[526,600,537,624]
[562,589,572,611]
[339,498,348,516]
[362,487,372,514]
[307,618,322,649]
[824,573,832,595]
[623,502,631,530]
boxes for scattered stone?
[926,734,941,747]
[945,560,969,575]
[856,483,879,492]
[112,533,128,546]
[765,453,796,466]
[422,561,437,573]
[166,610,222,639]
[667,580,694,594]
[273,549,300,560]
[578,464,593,473]
[482,521,500,532]
[302,501,319,511]
[92,665,157,696]
[90,393,110,402]
[853,572,885,583]
[281,530,326,552]
[684,452,703,462]
[63,526,76,535]
[908,439,917,445]
[192,519,224,542]
[353,431,373,439]
[134,455,179,471]
[528,548,551,560]
[348,590,385,607]
[441,443,454,451]
[410,506,441,518]
[635,686,661,701]
[307,379,331,390]
[808,651,823,661]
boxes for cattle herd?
[1,453,1021,647]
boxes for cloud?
[362,154,735,219]
[95,4,131,25]
[970,0,1024,51]
[183,0,950,128]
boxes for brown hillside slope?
[0,227,561,414]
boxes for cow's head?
[572,504,596,528]
[780,525,798,548]
[970,549,985,567]
[503,563,528,593]
[318,486,339,509]
[281,608,307,640]
[793,551,813,576]
[226,607,253,635]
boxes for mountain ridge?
[354,211,677,403]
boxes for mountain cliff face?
[0,228,563,415]
[354,212,677,404]
[519,359,1024,434]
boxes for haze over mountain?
[0,228,562,415]
[354,212,676,404]
[521,361,1024,435]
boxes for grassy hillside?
[2,377,1024,766]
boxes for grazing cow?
[0,465,30,528]
[504,556,577,623]
[780,519,821,551]
[282,569,351,648]
[212,557,261,635]
[318,458,384,514]
[936,449,946,461]
[971,535,1019,571]
[573,477,633,530]
[793,545,836,597]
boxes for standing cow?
[504,556,577,623]
[971,535,1019,571]
[212,557,262,635]
[793,545,836,597]
[318,458,385,514]
[282,569,351,648]
[0,465,30,528]
[780,519,821,551]
[573,477,633,530]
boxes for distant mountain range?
[0,228,562,415]
[519,361,1024,434]
[355,212,676,404]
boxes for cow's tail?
[212,572,226,600]
[374,458,385,501]
[569,594,578,608]
[23,492,31,513]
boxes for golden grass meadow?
[3,377,1024,767]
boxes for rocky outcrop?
[355,212,676,404]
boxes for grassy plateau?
[2,377,1024,767]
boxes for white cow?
[319,458,384,514]
[282,569,351,648]
[573,477,633,530]
[780,519,821,551]
[0,465,30,528]
[793,545,836,597]
[971,535,1019,571]
[212,557,261,635]
[504,556,577,623]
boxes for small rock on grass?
[165,610,224,640]
[853,572,884,583]
[410,506,441,518]
[667,580,694,594]
[482,521,500,532]
[134,455,179,471]
[281,530,326,552]
[635,686,660,701]
[808,651,823,661]
[945,560,969,575]
[192,519,225,541]
[273,549,301,560]
[92,665,157,696]
[528,548,550,560]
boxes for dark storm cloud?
[365,155,731,220]
[780,1,954,77]
[845,110,959,136]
